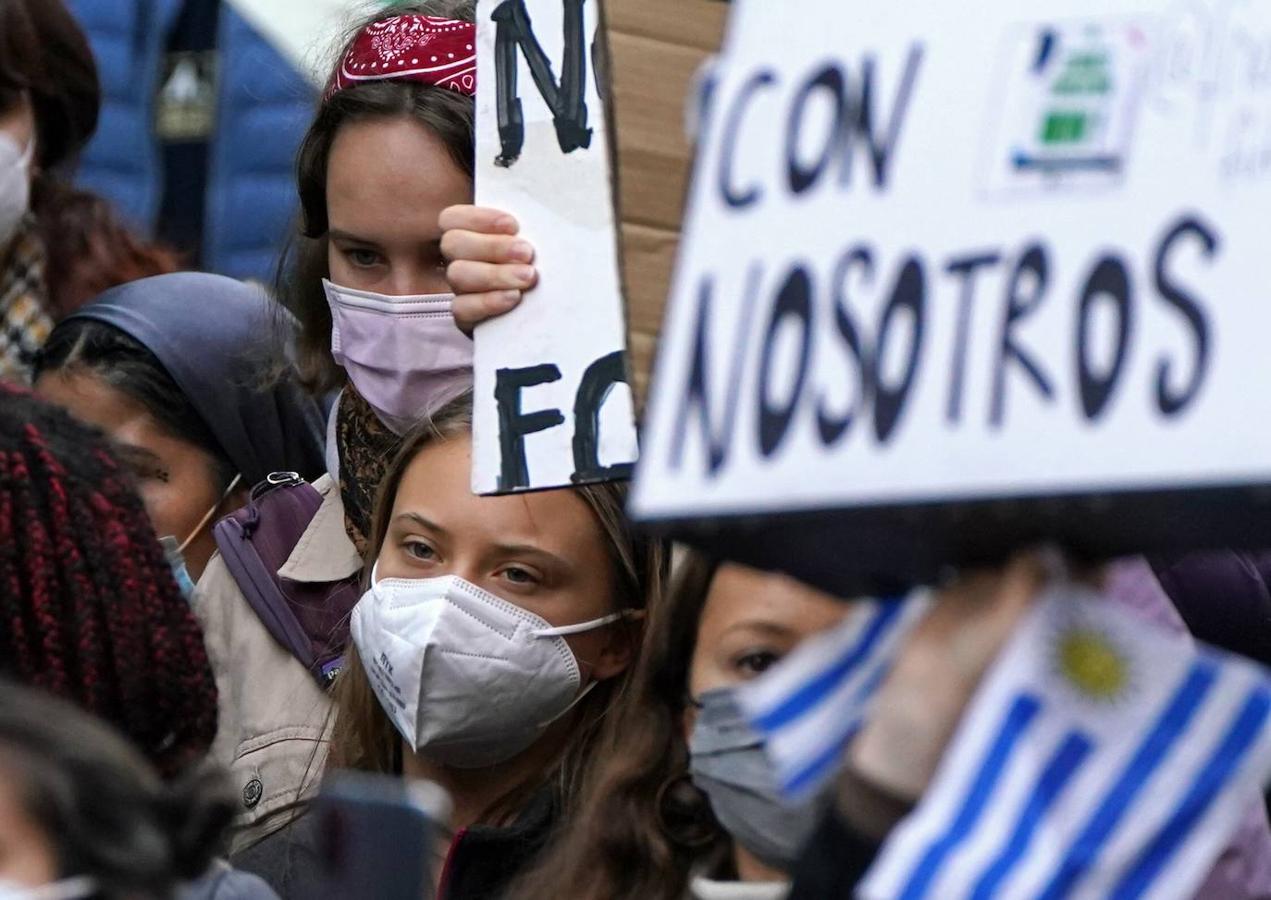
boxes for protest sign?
[470,0,639,494]
[632,0,1271,593]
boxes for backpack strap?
[212,473,361,688]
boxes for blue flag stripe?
[780,655,895,796]
[784,718,862,797]
[897,694,1042,900]
[1109,685,1271,900]
[1037,660,1218,900]
[969,731,1094,899]
[751,601,906,733]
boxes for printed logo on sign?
[983,20,1152,194]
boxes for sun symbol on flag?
[1054,627,1129,702]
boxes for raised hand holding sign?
[471,0,638,494]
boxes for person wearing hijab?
[33,271,325,583]
[31,272,330,857]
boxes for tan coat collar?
[277,474,363,583]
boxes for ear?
[589,620,640,682]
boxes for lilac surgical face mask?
[323,279,474,435]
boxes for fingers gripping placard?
[472,0,638,494]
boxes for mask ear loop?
[177,473,243,555]
[532,607,645,638]
[532,609,646,726]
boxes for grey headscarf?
[62,273,326,486]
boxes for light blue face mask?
[159,474,243,601]
[160,536,197,601]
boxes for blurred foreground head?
[0,679,234,899]
[0,387,218,776]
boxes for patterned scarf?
[0,217,51,384]
[335,383,403,556]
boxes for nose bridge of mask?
[323,279,456,362]
[323,278,456,352]
[371,565,626,640]
[370,568,556,643]
[690,687,767,754]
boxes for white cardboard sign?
[632,0,1271,560]
[471,0,638,494]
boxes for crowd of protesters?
[2,1,1271,898]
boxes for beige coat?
[193,474,362,853]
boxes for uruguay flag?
[737,592,932,800]
[860,582,1271,900]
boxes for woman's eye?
[736,650,780,677]
[500,566,539,586]
[347,248,382,268]
[403,541,436,562]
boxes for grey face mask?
[689,687,827,871]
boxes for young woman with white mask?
[235,394,665,899]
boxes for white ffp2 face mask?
[0,132,33,249]
[350,570,635,768]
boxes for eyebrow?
[329,229,444,250]
[393,512,573,571]
[112,441,163,469]
[396,511,446,534]
[718,619,798,641]
[327,229,382,246]
[111,442,169,481]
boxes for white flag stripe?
[760,598,929,795]
[738,593,930,799]
[860,584,1271,900]
[1071,673,1271,899]
[1117,690,1271,900]
[740,594,912,715]
[932,707,1096,898]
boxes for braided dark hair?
[0,386,218,777]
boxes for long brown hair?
[328,393,668,825]
[508,553,732,900]
[276,0,476,394]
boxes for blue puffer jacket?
[66,0,315,282]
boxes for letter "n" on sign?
[491,0,592,166]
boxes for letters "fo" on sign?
[471,0,638,495]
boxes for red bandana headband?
[325,14,476,102]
